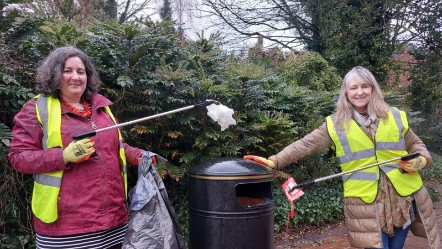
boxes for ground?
[274,181,442,249]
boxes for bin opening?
[236,182,272,207]
[237,196,265,207]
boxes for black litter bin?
[188,157,276,249]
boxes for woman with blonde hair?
[335,66,389,131]
[245,66,440,248]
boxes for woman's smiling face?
[345,75,373,113]
[60,56,87,102]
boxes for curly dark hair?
[35,46,101,101]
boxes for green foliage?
[0,122,13,148]
[1,15,344,240]
[0,195,34,249]
[425,125,442,154]
[272,153,342,230]
[2,13,439,245]
[277,52,341,91]
[293,180,343,224]
[0,72,35,121]
[405,1,441,128]
[159,0,173,22]
[420,152,442,203]
[315,0,396,80]
[0,64,35,248]
[420,152,442,181]
[427,187,441,203]
[272,52,339,139]
[273,179,343,232]
[0,0,28,32]
[407,53,442,127]
[0,149,35,248]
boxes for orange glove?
[244,155,275,168]
[400,156,427,173]
[138,155,156,165]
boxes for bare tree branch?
[118,0,154,23]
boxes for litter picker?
[73,99,221,140]
[288,152,421,192]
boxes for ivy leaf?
[39,25,56,34]
[0,122,13,148]
[1,138,10,147]
[2,75,19,85]
[116,75,134,87]
[168,131,183,139]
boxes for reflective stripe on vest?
[376,108,406,151]
[328,114,379,203]
[33,95,128,223]
[341,171,378,182]
[326,107,423,203]
[374,108,423,196]
[33,95,63,223]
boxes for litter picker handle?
[72,99,220,140]
[400,153,420,161]
[288,152,421,192]
[73,131,97,140]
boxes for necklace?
[60,99,92,118]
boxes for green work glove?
[63,138,95,164]
[400,156,427,173]
[244,155,275,168]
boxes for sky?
[143,0,264,53]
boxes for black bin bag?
[122,151,186,249]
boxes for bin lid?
[188,157,275,179]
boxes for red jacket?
[8,94,143,236]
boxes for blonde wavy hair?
[335,66,389,130]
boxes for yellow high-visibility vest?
[33,95,127,223]
[326,107,423,203]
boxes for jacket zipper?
[88,113,108,226]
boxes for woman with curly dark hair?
[9,46,147,249]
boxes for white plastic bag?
[206,103,237,131]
